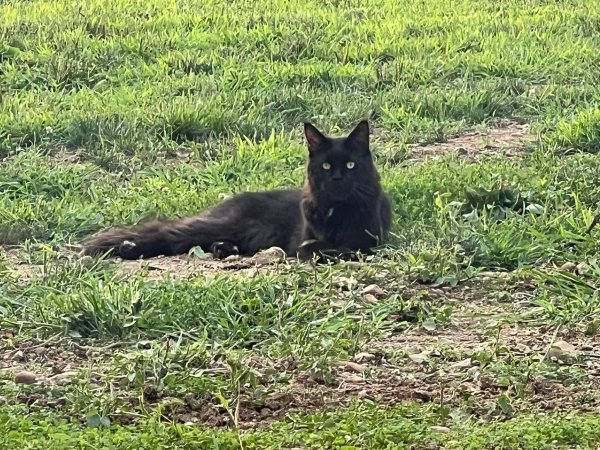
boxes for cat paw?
[334,247,359,262]
[297,241,358,263]
[296,239,328,262]
[117,240,140,259]
[210,241,240,259]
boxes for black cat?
[82,120,392,261]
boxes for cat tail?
[81,216,236,260]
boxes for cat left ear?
[346,120,370,153]
[304,123,328,153]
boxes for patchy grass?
[2,0,600,447]
[2,404,600,449]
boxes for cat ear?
[346,120,370,153]
[304,123,327,152]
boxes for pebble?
[362,294,379,304]
[336,361,367,373]
[409,353,428,364]
[357,389,372,399]
[48,371,79,385]
[253,247,286,265]
[14,371,37,385]
[361,284,388,299]
[450,358,472,370]
[560,262,577,272]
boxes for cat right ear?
[304,123,327,152]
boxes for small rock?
[548,340,578,361]
[342,373,363,383]
[361,284,388,299]
[431,426,450,434]
[224,254,241,262]
[451,358,472,370]
[362,294,379,304]
[14,371,37,385]
[48,371,79,385]
[12,350,25,361]
[336,361,367,373]
[515,343,532,354]
[560,262,577,272]
[404,346,422,354]
[576,263,589,275]
[259,407,272,418]
[252,247,286,265]
[354,352,376,363]
[553,340,577,353]
[357,389,372,399]
[409,352,429,364]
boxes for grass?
[2,403,600,449]
[2,0,600,447]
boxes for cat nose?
[332,170,343,180]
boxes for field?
[2,0,600,447]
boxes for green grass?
[2,0,600,447]
[2,404,600,449]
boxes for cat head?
[303,120,380,202]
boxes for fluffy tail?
[81,216,236,259]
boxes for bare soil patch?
[0,336,112,390]
[407,119,536,162]
[2,245,293,282]
[115,254,285,280]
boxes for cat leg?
[210,241,240,259]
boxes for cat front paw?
[297,239,328,262]
[210,241,240,259]
[118,240,142,259]
[297,240,357,263]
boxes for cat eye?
[346,161,355,169]
[322,162,331,170]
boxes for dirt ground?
[2,273,599,429]
[406,119,536,162]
